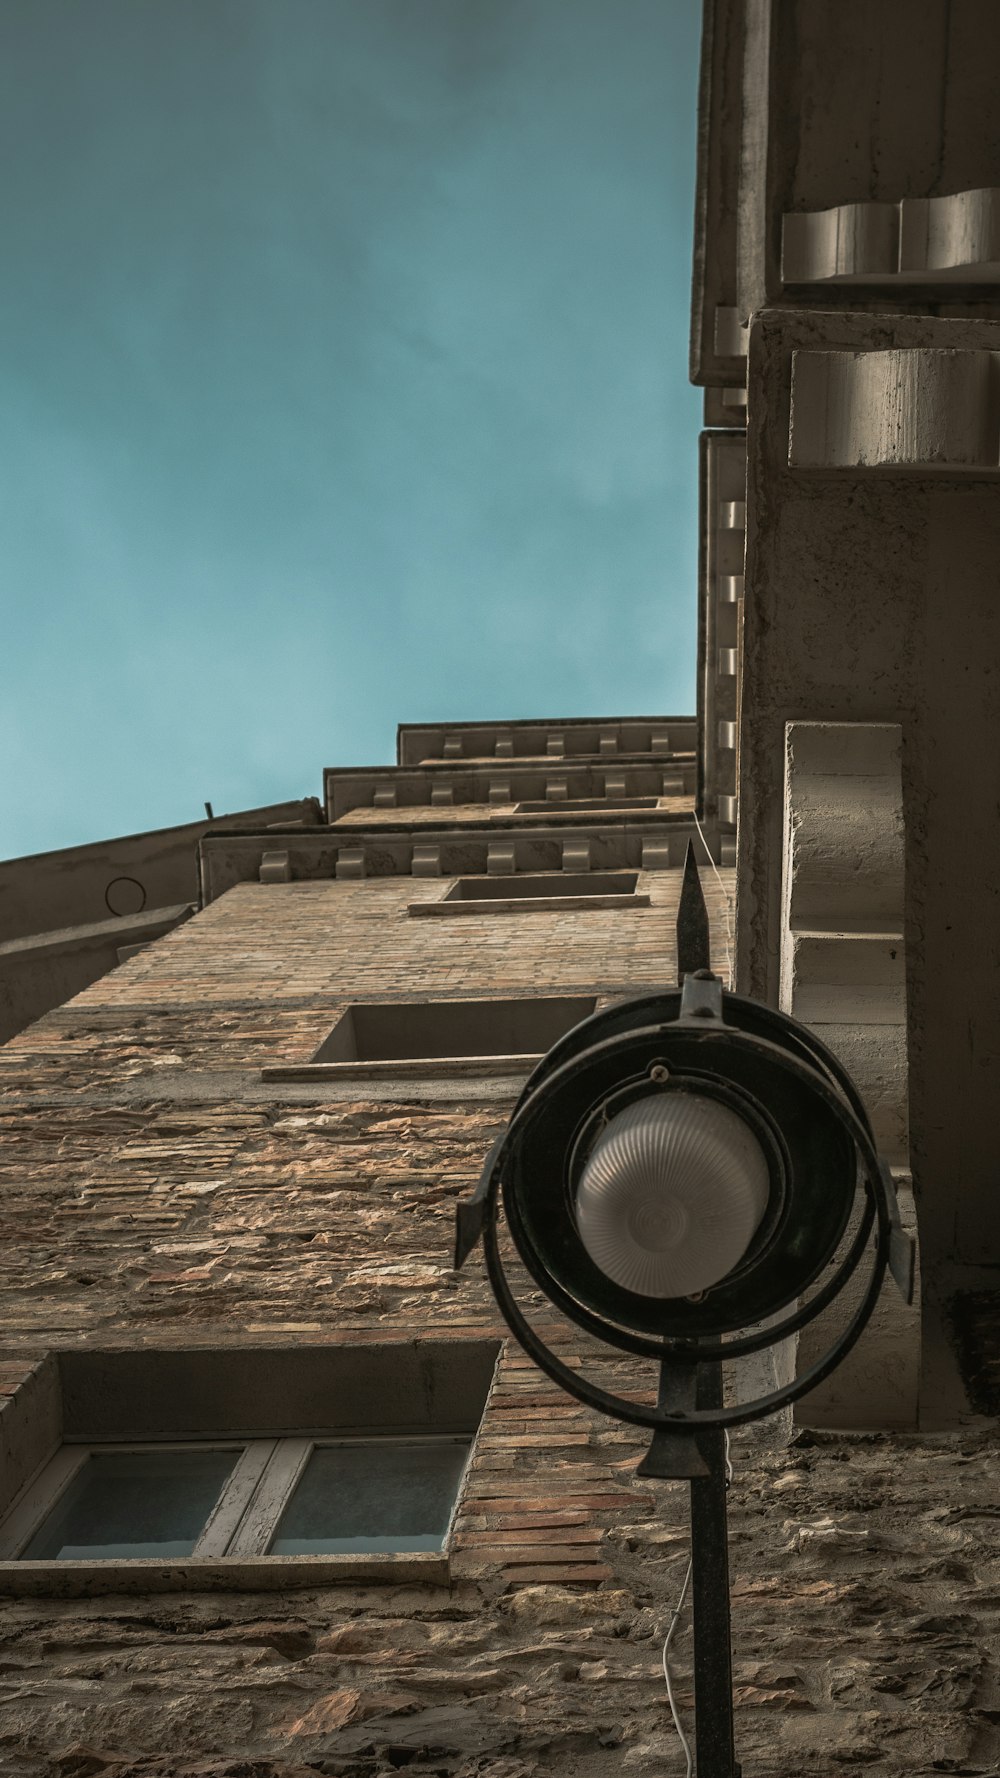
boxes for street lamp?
[454,845,915,1778]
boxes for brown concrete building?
[3,3,1000,1772]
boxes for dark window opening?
[444,872,639,902]
[313,996,597,1063]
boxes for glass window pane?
[269,1440,470,1555]
[21,1449,240,1560]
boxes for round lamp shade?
[574,1091,772,1298]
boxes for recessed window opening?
[514,798,659,813]
[445,872,638,902]
[313,996,598,1063]
[0,1342,499,1587]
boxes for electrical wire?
[691,810,734,985]
[661,1429,733,1775]
[661,1555,694,1776]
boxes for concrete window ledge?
[262,1054,542,1081]
[0,1550,449,1598]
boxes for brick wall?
[1,871,997,1778]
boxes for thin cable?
[662,1555,694,1777]
[692,810,734,983]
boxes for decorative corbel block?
[487,842,516,875]
[546,734,565,757]
[259,850,291,884]
[641,839,672,871]
[604,772,627,799]
[335,849,365,880]
[598,731,618,755]
[442,734,463,758]
[562,840,591,872]
[720,574,744,603]
[546,777,569,801]
[431,785,454,806]
[721,500,746,531]
[650,732,672,755]
[488,780,511,805]
[494,733,513,757]
[411,844,442,877]
[372,784,397,808]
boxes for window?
[264,995,598,1080]
[0,1340,498,1592]
[444,872,639,900]
[7,1436,470,1564]
[407,872,651,918]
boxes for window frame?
[0,1433,473,1568]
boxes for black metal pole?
[690,1358,740,1777]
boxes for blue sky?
[1,0,702,858]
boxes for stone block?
[781,722,905,931]
[713,304,748,357]
[411,845,442,877]
[789,347,1000,472]
[562,841,590,873]
[486,843,516,875]
[796,1179,921,1431]
[781,201,899,283]
[640,840,672,871]
[259,850,292,884]
[899,187,1000,279]
[334,849,365,880]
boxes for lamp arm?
[879,1159,916,1306]
[454,1135,505,1271]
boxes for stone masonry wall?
[0,873,997,1778]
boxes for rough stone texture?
[1,868,997,1774]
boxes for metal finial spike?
[677,838,712,980]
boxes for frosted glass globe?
[575,1092,771,1298]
